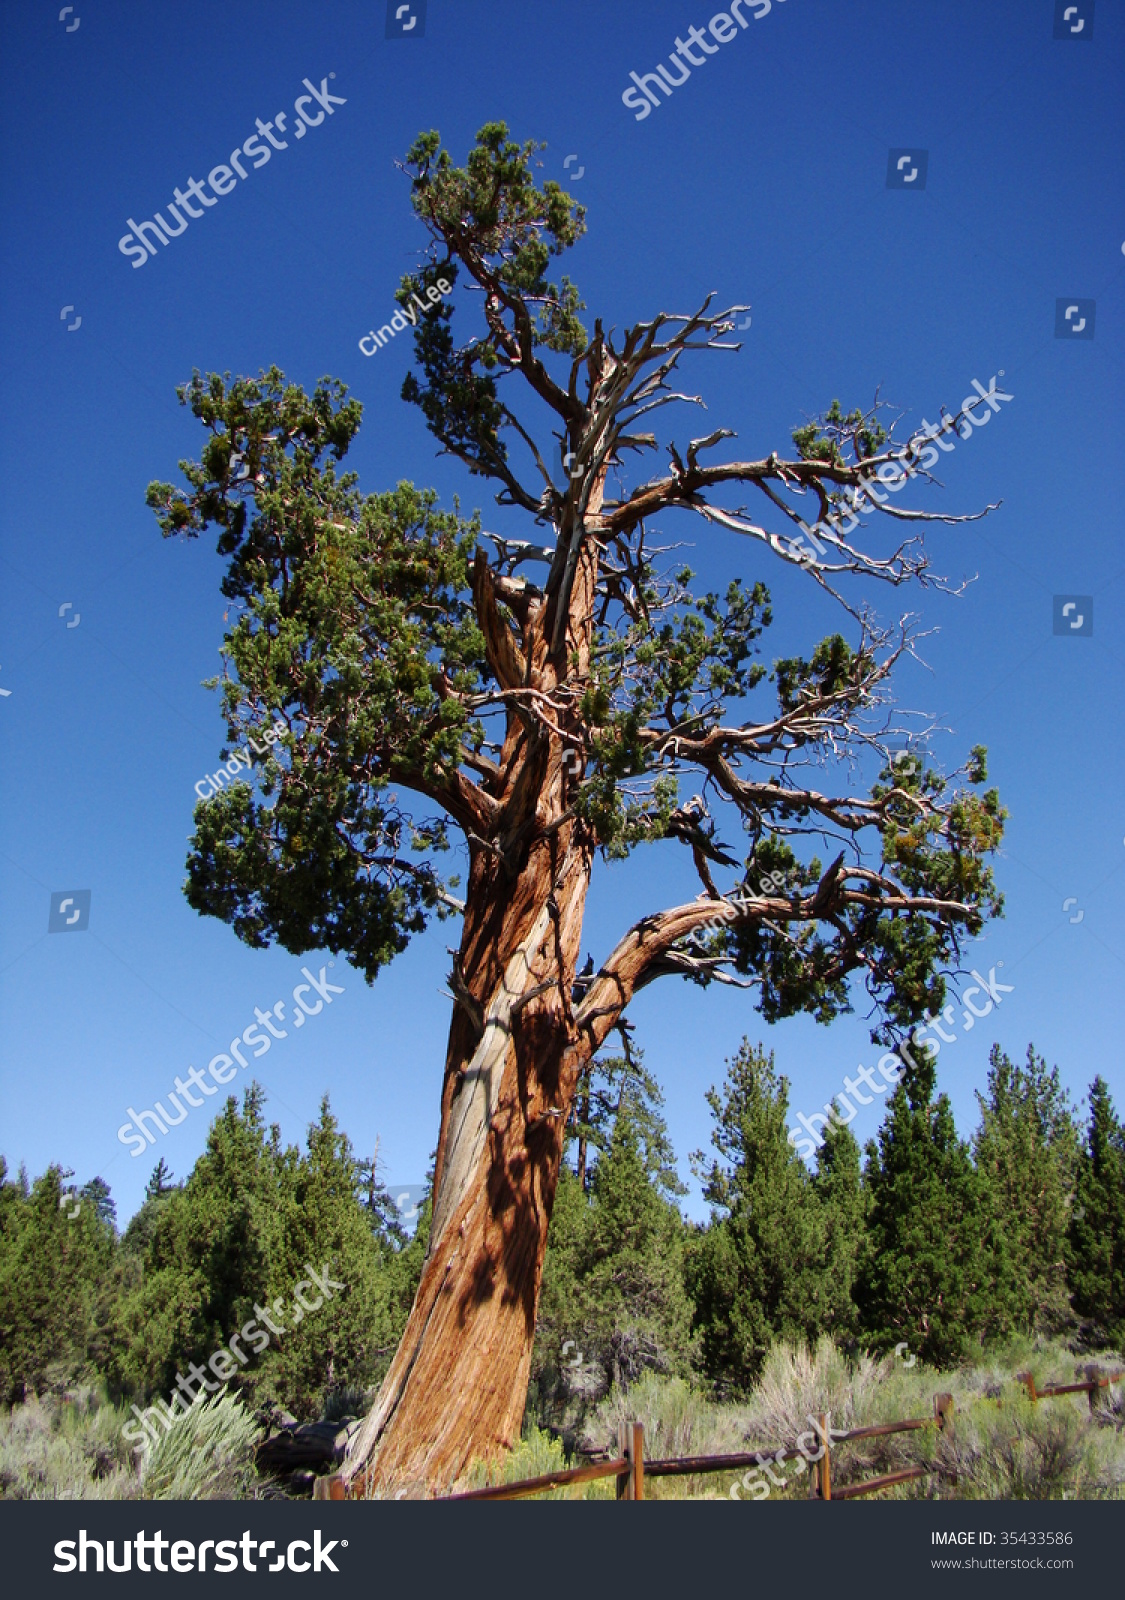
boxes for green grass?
[455,1425,614,1500]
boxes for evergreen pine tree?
[0,1162,115,1401]
[972,1043,1079,1335]
[119,1160,181,1266]
[111,1085,286,1395]
[1067,1076,1125,1345]
[144,1158,177,1201]
[529,1166,592,1427]
[354,1149,409,1248]
[111,1089,423,1417]
[812,1118,865,1342]
[688,1041,828,1392]
[570,1040,685,1199]
[263,1098,418,1415]
[79,1176,117,1229]
[574,1105,693,1390]
[857,1046,990,1364]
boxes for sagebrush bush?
[139,1393,261,1500]
[589,1372,743,1460]
[0,1388,138,1500]
[936,1388,1125,1500]
[579,1338,1125,1500]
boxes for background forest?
[2,1034,1123,1499]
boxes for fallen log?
[256,1418,356,1476]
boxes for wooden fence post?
[1016,1370,1037,1403]
[1083,1365,1101,1414]
[616,1421,645,1501]
[816,1412,831,1501]
[617,1422,632,1500]
[934,1391,955,1488]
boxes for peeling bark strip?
[344,846,596,1494]
[430,899,553,1243]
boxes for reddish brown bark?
[342,452,738,1495]
[343,839,585,1492]
[343,474,606,1491]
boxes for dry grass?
[0,1388,139,1500]
[0,1385,265,1500]
[545,1337,1125,1501]
[4,1340,1121,1501]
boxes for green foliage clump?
[791,398,887,465]
[1068,1077,1125,1345]
[687,1043,857,1392]
[139,1392,260,1501]
[149,367,484,982]
[856,1046,991,1367]
[0,1160,117,1404]
[533,1097,694,1433]
[110,1088,422,1420]
[974,1045,1079,1337]
[456,1425,578,1499]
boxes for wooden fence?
[440,1396,955,1503]
[314,1365,1121,1503]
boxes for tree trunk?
[344,816,594,1494]
[344,465,624,1493]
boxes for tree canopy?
[147,122,1006,1051]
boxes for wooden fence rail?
[445,1454,630,1502]
[1017,1365,1122,1410]
[314,1366,1121,1502]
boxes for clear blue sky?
[1,0,1122,1226]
